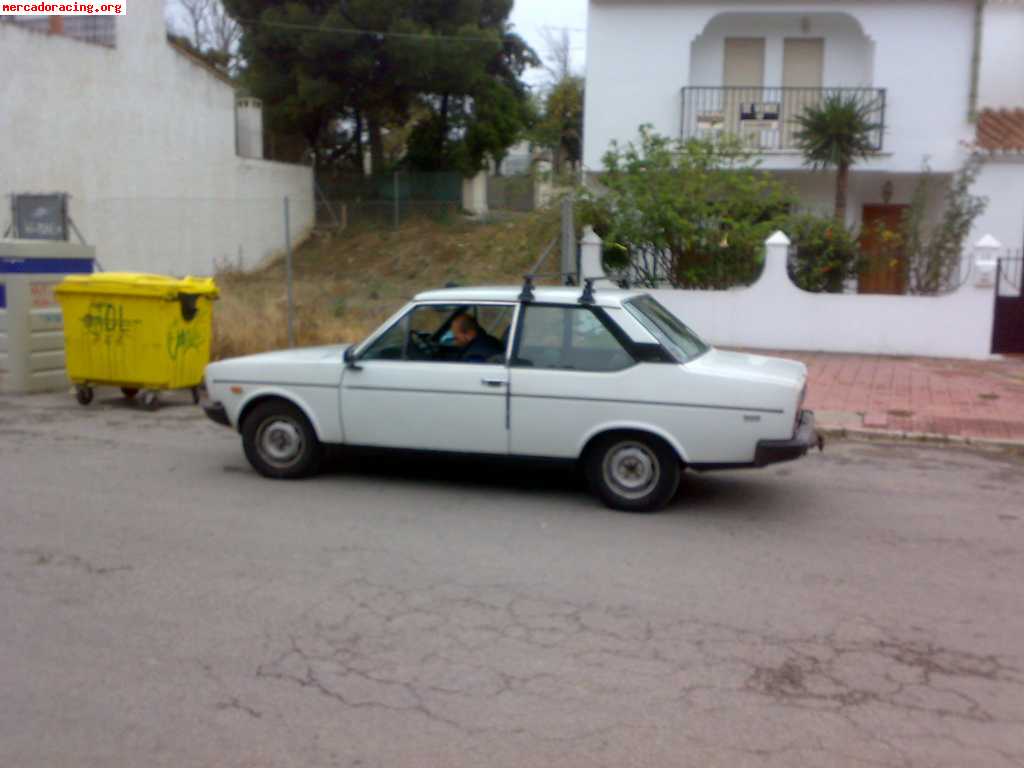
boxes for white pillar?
[757,230,793,293]
[235,98,264,160]
[533,160,553,210]
[461,172,489,217]
[580,226,609,282]
[974,234,1001,290]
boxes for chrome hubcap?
[603,442,660,500]
[257,418,304,468]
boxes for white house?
[584,0,1024,291]
[0,2,315,276]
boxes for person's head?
[451,314,480,347]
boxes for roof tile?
[977,109,1024,152]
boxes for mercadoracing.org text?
[2,2,125,14]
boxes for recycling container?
[55,273,218,408]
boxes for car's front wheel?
[242,400,323,479]
[585,432,681,513]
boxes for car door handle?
[481,378,507,387]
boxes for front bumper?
[201,398,231,428]
[754,410,823,467]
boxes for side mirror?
[343,345,361,370]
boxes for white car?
[202,282,821,512]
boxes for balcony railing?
[681,87,886,152]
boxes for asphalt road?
[2,390,1023,768]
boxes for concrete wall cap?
[581,226,603,245]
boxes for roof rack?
[578,278,596,305]
[519,275,535,302]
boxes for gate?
[993,255,1024,354]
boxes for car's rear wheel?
[242,400,323,479]
[585,433,681,513]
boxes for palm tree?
[793,93,883,224]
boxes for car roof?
[413,285,647,307]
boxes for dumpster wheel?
[141,390,160,411]
[75,385,94,406]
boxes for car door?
[340,302,514,455]
[508,304,646,458]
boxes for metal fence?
[486,174,534,213]
[680,86,886,152]
[315,199,460,231]
[317,171,461,204]
[3,15,116,47]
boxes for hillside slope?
[212,209,562,360]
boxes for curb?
[817,424,1024,456]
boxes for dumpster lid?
[55,273,219,299]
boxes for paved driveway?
[2,392,1023,767]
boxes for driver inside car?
[451,313,504,363]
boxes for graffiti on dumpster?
[167,320,204,361]
[81,302,141,344]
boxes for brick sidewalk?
[742,351,1024,444]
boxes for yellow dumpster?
[55,273,218,409]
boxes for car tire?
[242,400,323,480]
[585,432,681,513]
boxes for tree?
[577,127,795,289]
[221,0,537,174]
[532,76,583,173]
[530,26,583,174]
[900,156,989,294]
[169,0,241,74]
[793,93,882,223]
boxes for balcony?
[681,87,887,153]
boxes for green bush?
[577,127,795,289]
[786,214,862,293]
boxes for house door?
[859,205,907,295]
[724,38,765,142]
[783,38,824,148]
[992,256,1024,353]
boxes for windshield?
[623,295,710,364]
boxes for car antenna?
[519,274,535,302]
[579,278,596,305]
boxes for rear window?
[623,295,709,364]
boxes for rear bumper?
[202,399,231,428]
[754,410,823,467]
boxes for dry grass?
[211,208,562,360]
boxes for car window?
[623,295,709,364]
[513,306,634,372]
[360,314,408,361]
[361,303,513,364]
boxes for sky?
[509,0,589,86]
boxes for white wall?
[776,170,950,231]
[689,12,873,88]
[971,158,1024,252]
[0,2,314,276]
[979,1,1024,109]
[585,0,976,173]
[584,232,998,359]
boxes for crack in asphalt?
[239,576,1024,766]
[9,547,133,576]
